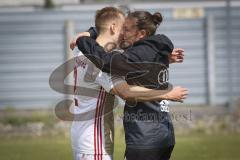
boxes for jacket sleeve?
[87,27,98,39]
[76,36,144,76]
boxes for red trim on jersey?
[74,98,78,106]
[94,87,103,160]
[94,88,101,160]
[73,65,79,106]
[94,87,108,160]
[97,89,103,159]
[99,90,106,160]
[94,89,100,160]
[74,66,77,93]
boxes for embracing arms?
[111,81,188,102]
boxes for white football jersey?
[71,47,123,156]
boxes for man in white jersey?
[71,7,188,160]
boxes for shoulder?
[125,45,155,62]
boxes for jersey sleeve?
[95,71,125,93]
[72,47,83,57]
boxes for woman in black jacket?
[75,11,187,160]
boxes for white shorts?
[73,153,113,160]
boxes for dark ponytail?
[152,12,163,26]
[127,11,163,36]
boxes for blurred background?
[0,0,240,160]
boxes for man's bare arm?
[110,81,188,102]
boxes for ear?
[138,30,147,39]
[110,23,116,35]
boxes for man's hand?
[169,48,184,63]
[165,86,188,102]
[70,32,90,50]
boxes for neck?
[96,34,116,52]
[96,34,109,47]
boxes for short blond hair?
[95,6,125,34]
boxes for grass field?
[1,133,240,160]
